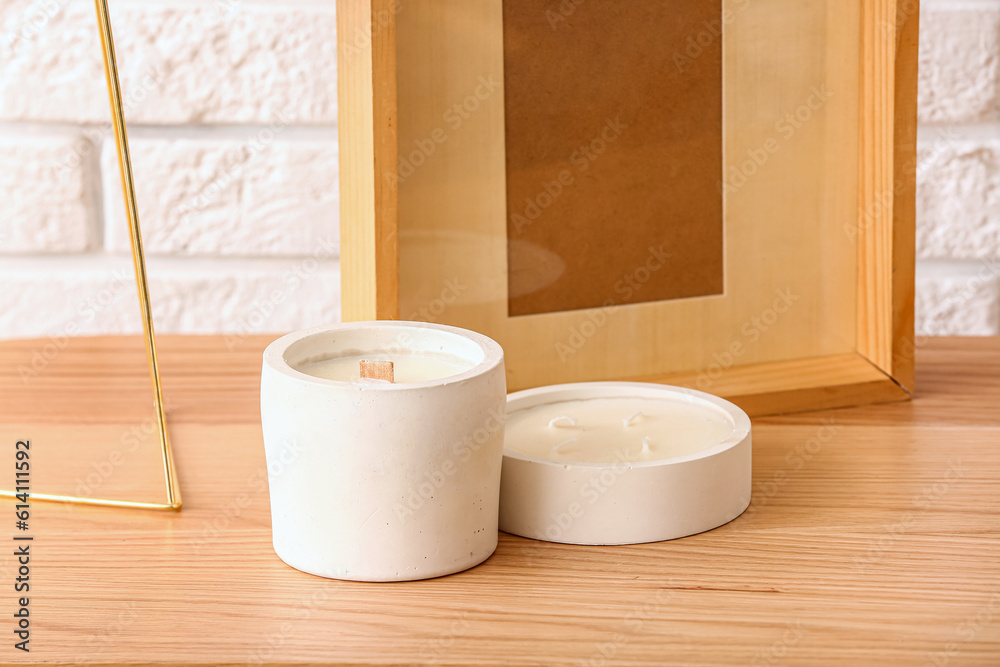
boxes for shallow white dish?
[499,382,752,545]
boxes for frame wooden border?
[337,1,917,416]
[337,0,399,322]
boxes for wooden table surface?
[0,335,998,666]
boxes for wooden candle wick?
[360,360,394,383]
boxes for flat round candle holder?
[499,382,751,545]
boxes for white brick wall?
[0,0,995,341]
[99,132,338,256]
[0,132,96,253]
[0,0,339,340]
[917,0,1000,334]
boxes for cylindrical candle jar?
[261,321,505,581]
[499,382,751,545]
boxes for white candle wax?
[505,396,735,463]
[297,352,473,383]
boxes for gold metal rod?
[0,1,181,512]
[0,491,180,512]
[93,0,180,510]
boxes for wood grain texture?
[634,352,908,416]
[856,0,918,393]
[0,335,996,665]
[764,337,1000,427]
[890,0,919,393]
[0,335,270,424]
[359,359,394,382]
[857,0,896,373]
[337,0,399,321]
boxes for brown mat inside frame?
[503,0,724,317]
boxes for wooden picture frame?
[336,0,917,416]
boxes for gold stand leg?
[0,0,182,511]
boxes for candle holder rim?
[263,320,504,390]
[502,381,751,469]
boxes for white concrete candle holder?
[499,382,751,545]
[261,321,505,581]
